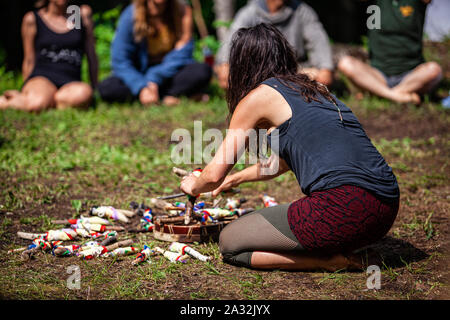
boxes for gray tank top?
[264,77,399,200]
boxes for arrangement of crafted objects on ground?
[10,167,278,265]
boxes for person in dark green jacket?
[337,0,442,104]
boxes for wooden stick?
[157,216,185,224]
[117,209,136,218]
[105,239,133,252]
[150,198,173,209]
[172,167,189,177]
[8,247,27,254]
[164,206,185,212]
[52,220,70,225]
[105,226,125,231]
[17,231,45,240]
[21,246,41,261]
[184,195,195,225]
[100,235,117,247]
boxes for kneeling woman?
[180,24,400,271]
[0,0,98,111]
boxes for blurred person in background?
[0,0,97,111]
[424,0,450,42]
[214,0,334,89]
[98,0,212,106]
[337,0,442,104]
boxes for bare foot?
[346,248,383,270]
[139,83,160,106]
[355,92,364,101]
[162,95,180,106]
[4,90,20,99]
[0,95,9,109]
[191,93,210,103]
[391,90,421,105]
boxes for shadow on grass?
[371,236,429,268]
[0,135,6,148]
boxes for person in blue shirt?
[98,0,212,106]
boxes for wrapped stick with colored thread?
[78,239,134,259]
[21,239,62,260]
[18,226,123,242]
[17,231,46,240]
[71,220,125,233]
[52,216,111,226]
[260,194,278,207]
[233,208,254,217]
[103,246,137,258]
[225,198,247,210]
[155,247,189,263]
[52,244,81,257]
[168,242,210,262]
[90,206,132,223]
[132,245,156,265]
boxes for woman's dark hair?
[226,23,336,119]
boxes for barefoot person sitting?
[0,0,98,111]
[338,0,442,104]
[180,24,400,271]
[98,0,212,106]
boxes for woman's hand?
[315,69,333,86]
[139,83,159,105]
[211,175,236,197]
[180,174,199,197]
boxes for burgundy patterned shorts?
[287,185,399,253]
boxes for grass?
[0,43,449,300]
[0,92,448,299]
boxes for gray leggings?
[219,204,304,267]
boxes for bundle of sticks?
[151,167,254,228]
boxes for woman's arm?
[174,3,193,49]
[111,5,149,96]
[81,5,98,88]
[211,156,290,197]
[180,85,281,196]
[21,12,37,80]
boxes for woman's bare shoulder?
[244,83,286,106]
[22,11,36,27]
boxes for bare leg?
[0,77,57,111]
[337,55,420,104]
[250,251,364,271]
[392,61,442,94]
[162,95,181,106]
[219,206,370,272]
[54,82,93,109]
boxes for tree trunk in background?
[213,0,236,42]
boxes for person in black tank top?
[179,24,400,271]
[0,0,98,111]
